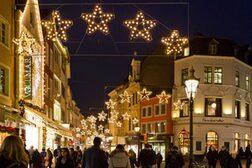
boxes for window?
[142,124,146,134]
[205,98,222,117]
[147,107,152,117]
[245,134,249,148]
[196,141,202,151]
[53,75,61,96]
[155,123,159,133]
[235,71,240,87]
[155,104,166,116]
[0,65,9,96]
[142,107,146,117]
[206,131,218,151]
[53,101,61,121]
[214,67,222,84]
[54,46,61,67]
[245,103,250,121]
[129,119,131,131]
[160,122,166,133]
[235,100,240,119]
[161,104,165,114]
[208,44,218,55]
[204,67,212,84]
[0,18,9,46]
[147,123,152,133]
[234,133,240,152]
[181,68,188,85]
[155,105,160,115]
[180,99,189,117]
[246,74,250,91]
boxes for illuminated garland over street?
[137,88,152,101]
[14,31,35,54]
[41,10,73,41]
[81,4,115,35]
[124,11,157,41]
[119,90,132,103]
[161,30,188,55]
[156,91,171,104]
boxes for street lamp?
[134,126,140,156]
[184,67,199,168]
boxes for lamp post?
[134,126,140,156]
[184,67,199,168]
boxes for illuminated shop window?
[205,98,222,117]
[179,129,189,155]
[214,67,222,84]
[206,131,218,151]
[234,133,240,152]
[245,134,249,148]
[204,66,212,84]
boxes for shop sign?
[24,56,32,99]
[202,118,224,123]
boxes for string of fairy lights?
[40,4,188,56]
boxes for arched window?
[235,133,240,152]
[206,131,218,151]
[245,134,249,148]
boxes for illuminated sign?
[24,56,32,99]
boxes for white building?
[172,36,252,156]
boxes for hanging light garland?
[122,112,131,120]
[97,111,107,121]
[132,117,139,125]
[105,99,117,110]
[41,10,73,41]
[137,88,152,101]
[81,4,114,35]
[124,11,157,41]
[161,30,188,55]
[156,91,171,104]
[173,99,185,110]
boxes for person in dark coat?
[156,152,163,168]
[138,143,156,168]
[55,147,75,168]
[218,146,229,168]
[165,146,184,168]
[226,153,239,168]
[128,149,137,168]
[32,149,43,168]
[245,144,252,168]
[0,135,29,168]
[236,147,243,168]
[82,137,108,168]
[206,146,218,168]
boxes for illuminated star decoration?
[156,91,171,104]
[116,121,122,127]
[124,11,157,41]
[119,90,132,103]
[41,10,73,41]
[122,112,131,120]
[161,30,188,55]
[105,99,116,110]
[14,31,35,54]
[98,124,104,131]
[104,129,110,134]
[87,115,97,123]
[98,111,107,121]
[137,88,152,101]
[173,100,185,110]
[81,4,114,35]
[132,118,139,125]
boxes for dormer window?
[208,39,219,55]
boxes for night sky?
[38,0,252,115]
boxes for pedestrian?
[41,147,47,168]
[226,152,239,168]
[156,152,163,168]
[138,143,157,168]
[75,150,82,168]
[236,147,243,168]
[109,144,131,168]
[218,146,229,168]
[29,145,35,167]
[0,135,29,168]
[206,145,218,168]
[45,148,53,168]
[128,149,137,168]
[55,147,75,168]
[82,136,108,168]
[165,146,184,168]
[245,144,252,168]
[32,149,43,168]
[54,146,61,158]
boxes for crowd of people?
[2,135,252,168]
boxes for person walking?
[245,144,252,168]
[55,147,75,168]
[82,137,108,168]
[45,148,53,168]
[109,144,131,168]
[138,143,156,168]
[226,152,239,168]
[128,149,137,168]
[0,135,29,168]
[156,152,163,168]
[206,145,218,168]
[165,146,184,168]
[219,146,229,168]
[32,149,43,168]
[236,147,243,168]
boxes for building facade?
[173,37,252,156]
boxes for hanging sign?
[24,56,32,99]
